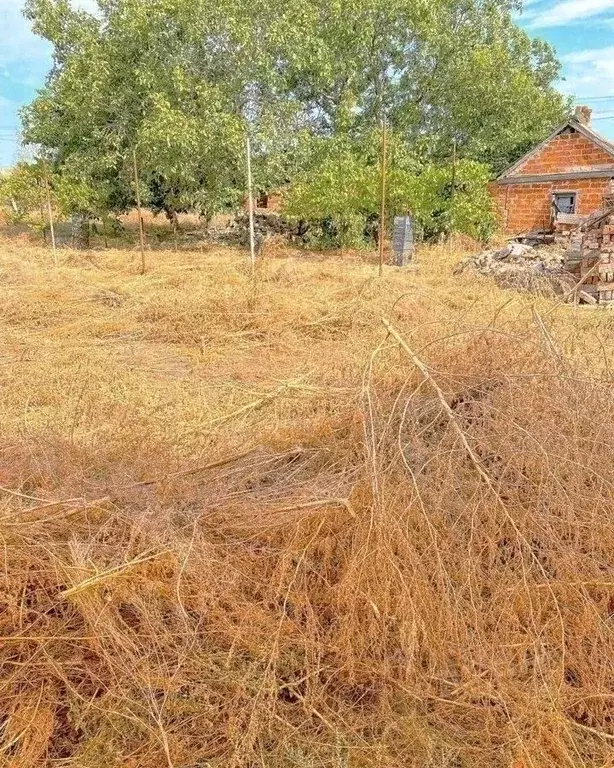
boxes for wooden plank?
[580,205,614,232]
[578,290,597,304]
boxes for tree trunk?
[167,209,179,252]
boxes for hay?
[2,239,614,766]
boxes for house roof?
[497,116,614,182]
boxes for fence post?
[246,133,256,274]
[44,163,57,265]
[379,116,387,277]
[132,147,146,275]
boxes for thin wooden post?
[44,163,57,265]
[379,115,388,277]
[40,199,47,244]
[132,147,146,275]
[246,133,256,274]
[450,137,457,238]
[451,138,457,190]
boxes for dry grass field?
[3,236,614,767]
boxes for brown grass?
[2,236,614,766]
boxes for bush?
[284,135,496,248]
[391,159,496,242]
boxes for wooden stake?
[379,115,388,277]
[450,137,457,237]
[451,138,457,189]
[132,147,146,275]
[246,133,256,274]
[44,163,57,265]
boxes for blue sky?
[0,0,97,167]
[2,0,614,168]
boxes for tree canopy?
[20,0,568,239]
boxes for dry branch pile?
[2,242,614,766]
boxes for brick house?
[243,190,284,213]
[490,106,614,234]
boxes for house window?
[554,192,577,214]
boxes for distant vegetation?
[2,0,569,245]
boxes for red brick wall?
[490,128,614,232]
[513,131,613,176]
[491,178,611,234]
[242,191,284,213]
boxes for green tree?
[21,0,305,223]
[21,0,568,234]
[0,159,104,244]
[0,162,49,226]
[271,0,568,173]
[284,135,379,247]
[389,159,496,241]
[284,131,495,246]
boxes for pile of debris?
[207,212,307,249]
[455,242,574,296]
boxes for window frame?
[553,191,578,215]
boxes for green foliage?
[259,0,568,174]
[0,160,117,236]
[0,163,48,224]
[20,0,568,241]
[284,133,495,246]
[284,136,379,247]
[21,0,303,221]
[390,159,497,242]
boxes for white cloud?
[526,0,614,27]
[0,1,97,166]
[0,1,51,70]
[563,45,614,64]
[556,47,614,139]
[559,46,614,96]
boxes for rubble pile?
[564,208,614,303]
[455,242,574,296]
[207,212,306,248]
